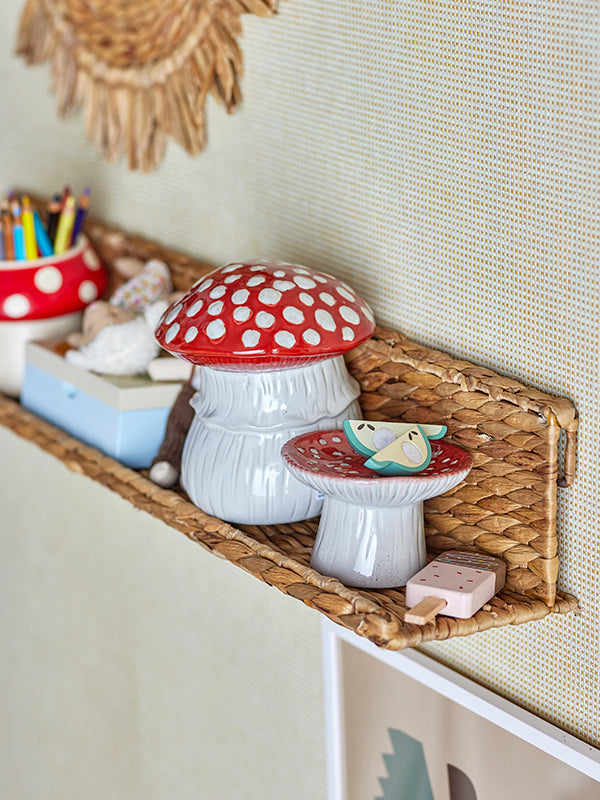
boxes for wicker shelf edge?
[0,396,578,652]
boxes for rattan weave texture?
[0,208,579,650]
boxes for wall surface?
[0,0,598,795]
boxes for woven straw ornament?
[16,0,280,172]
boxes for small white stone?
[78,280,98,303]
[342,326,355,341]
[247,275,266,287]
[34,266,63,293]
[165,303,183,324]
[186,299,204,317]
[340,306,360,325]
[319,292,336,306]
[315,308,336,331]
[242,329,260,348]
[302,328,321,346]
[283,306,304,325]
[207,300,224,316]
[293,275,316,290]
[256,311,275,328]
[165,323,180,343]
[233,306,252,322]
[231,289,249,305]
[184,326,198,343]
[274,330,296,349]
[3,293,30,319]
[258,288,282,306]
[206,319,226,340]
[210,285,227,298]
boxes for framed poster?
[322,620,600,800]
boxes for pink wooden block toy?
[405,551,506,624]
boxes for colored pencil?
[33,209,54,257]
[12,204,26,260]
[2,211,14,260]
[46,195,62,244]
[70,186,90,245]
[54,195,76,254]
[21,196,38,259]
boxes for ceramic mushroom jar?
[154,260,375,525]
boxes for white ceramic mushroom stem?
[181,356,362,525]
[311,498,426,588]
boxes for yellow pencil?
[21,196,38,259]
[53,195,76,254]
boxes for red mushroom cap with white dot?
[154,261,376,370]
[0,235,108,322]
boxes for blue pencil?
[33,209,54,256]
[12,205,25,260]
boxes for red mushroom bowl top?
[0,235,108,322]
[154,261,376,370]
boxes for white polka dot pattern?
[0,238,108,321]
[155,260,375,368]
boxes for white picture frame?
[322,619,600,800]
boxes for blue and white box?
[22,340,183,468]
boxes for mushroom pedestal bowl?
[281,430,473,588]
[0,235,108,396]
[155,260,376,525]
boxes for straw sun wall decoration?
[16,0,281,172]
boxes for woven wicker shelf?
[0,206,580,651]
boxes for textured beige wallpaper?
[0,0,598,777]
[0,428,327,800]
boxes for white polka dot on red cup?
[342,326,355,341]
[210,286,227,299]
[78,280,98,303]
[206,319,226,340]
[82,248,100,269]
[224,274,241,284]
[242,329,260,348]
[3,293,31,319]
[299,293,314,306]
[362,304,375,322]
[221,265,239,274]
[34,266,63,293]
[196,278,213,292]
